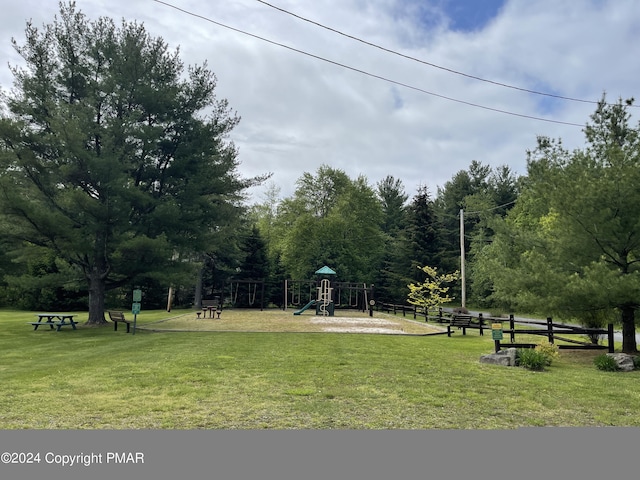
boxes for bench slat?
[447,315,473,337]
[108,311,132,333]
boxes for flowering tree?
[407,266,460,312]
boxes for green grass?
[1,308,638,429]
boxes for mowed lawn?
[1,308,639,429]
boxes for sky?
[1,0,639,203]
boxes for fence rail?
[375,303,614,352]
[495,315,614,353]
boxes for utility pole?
[460,209,466,308]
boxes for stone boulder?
[607,353,636,372]
[479,348,517,367]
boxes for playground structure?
[286,278,374,316]
[292,278,335,316]
[198,266,372,314]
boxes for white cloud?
[1,0,638,203]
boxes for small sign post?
[492,322,503,352]
[132,289,142,335]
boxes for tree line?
[0,3,638,352]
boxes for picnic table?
[29,313,78,331]
[200,300,222,319]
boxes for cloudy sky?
[1,0,639,202]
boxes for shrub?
[593,354,619,372]
[516,348,547,371]
[633,356,640,369]
[535,341,560,366]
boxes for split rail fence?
[375,302,614,353]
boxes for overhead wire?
[254,0,631,108]
[464,200,518,215]
[152,0,585,127]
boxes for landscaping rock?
[480,348,517,367]
[607,353,636,371]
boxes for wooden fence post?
[608,323,614,353]
[478,313,484,336]
[509,314,515,342]
[547,317,554,344]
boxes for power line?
[254,0,635,108]
[152,0,585,127]
[465,200,517,215]
[435,200,518,220]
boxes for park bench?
[108,310,132,333]
[447,314,473,336]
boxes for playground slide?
[293,300,316,315]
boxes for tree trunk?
[620,305,637,354]
[194,263,204,309]
[87,269,108,325]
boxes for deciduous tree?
[407,265,459,313]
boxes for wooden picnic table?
[29,313,78,331]
[200,300,222,319]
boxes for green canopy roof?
[315,266,336,275]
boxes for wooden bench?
[447,314,473,336]
[108,310,132,333]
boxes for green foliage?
[434,161,519,303]
[0,2,264,320]
[516,348,548,371]
[407,265,459,311]
[2,244,86,310]
[376,175,408,235]
[534,341,560,366]
[374,176,411,302]
[471,96,640,353]
[376,184,440,302]
[593,354,619,372]
[267,166,384,282]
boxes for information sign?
[491,322,503,340]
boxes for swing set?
[333,282,371,311]
[284,279,373,312]
[228,280,265,310]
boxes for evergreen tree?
[0,2,265,322]
[233,225,271,307]
[395,185,442,294]
[474,96,640,353]
[373,176,409,302]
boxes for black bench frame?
[447,314,473,336]
[108,310,132,333]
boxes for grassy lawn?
[1,308,638,429]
